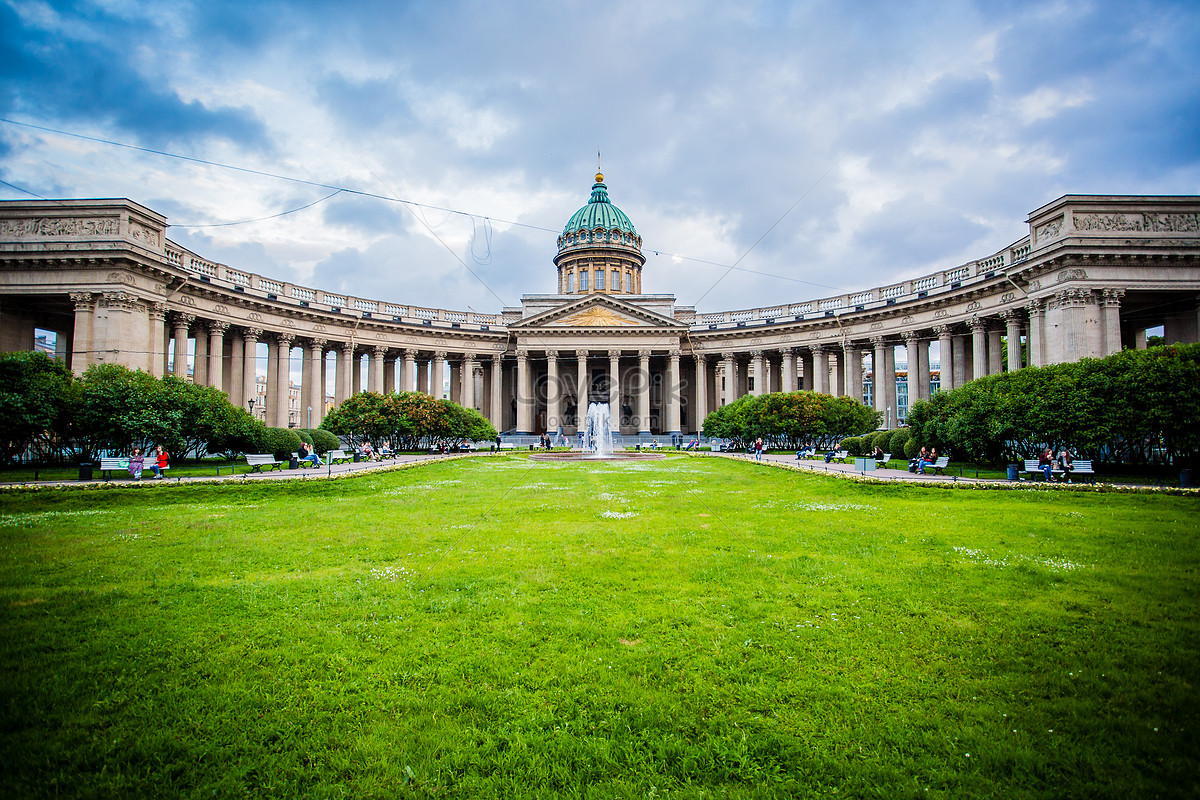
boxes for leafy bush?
[321,391,496,451]
[0,352,73,462]
[702,391,880,450]
[309,428,342,454]
[888,428,911,455]
[903,437,920,459]
[839,436,867,456]
[293,429,315,447]
[868,430,892,452]
[262,427,302,461]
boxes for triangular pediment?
[512,295,685,330]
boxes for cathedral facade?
[2,180,1199,436]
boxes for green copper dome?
[560,173,638,238]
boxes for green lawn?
[1,455,1196,798]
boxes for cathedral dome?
[560,173,639,240]
[554,172,645,295]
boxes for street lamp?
[307,405,311,428]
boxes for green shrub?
[294,429,315,446]
[889,428,911,455]
[868,430,891,451]
[263,427,302,461]
[903,437,920,460]
[309,428,341,454]
[839,436,866,456]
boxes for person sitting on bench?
[299,442,321,467]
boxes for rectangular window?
[580,271,588,291]
[624,273,631,293]
[611,270,619,291]
[595,270,605,290]
[568,272,575,292]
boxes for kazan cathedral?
[1,177,1199,438]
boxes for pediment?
[512,295,685,330]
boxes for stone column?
[242,328,261,410]
[546,350,560,433]
[417,359,429,395]
[309,340,326,427]
[193,323,208,386]
[575,349,589,431]
[402,349,417,393]
[431,351,447,398]
[608,349,621,432]
[1001,310,1023,372]
[229,330,244,405]
[462,353,476,410]
[370,345,386,394]
[799,350,814,391]
[384,355,397,393]
[172,314,193,377]
[844,343,863,402]
[987,326,1003,375]
[449,361,461,404]
[831,351,846,396]
[352,351,364,395]
[146,303,167,377]
[637,349,652,435]
[722,352,736,406]
[276,333,294,427]
[515,349,532,434]
[491,354,504,430]
[207,321,228,391]
[953,333,969,384]
[666,350,682,435]
[1101,289,1125,356]
[872,338,887,417]
[69,292,96,377]
[264,337,279,426]
[884,343,896,428]
[694,354,708,431]
[1026,299,1045,367]
[780,348,795,392]
[746,350,761,396]
[903,331,920,405]
[934,326,953,391]
[341,342,355,402]
[812,345,828,394]
[971,316,988,379]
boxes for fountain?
[528,402,666,462]
[581,402,613,458]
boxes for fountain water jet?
[528,402,666,462]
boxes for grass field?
[1,455,1196,799]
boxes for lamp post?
[307,405,311,429]
[247,398,255,419]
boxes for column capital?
[811,343,826,354]
[207,320,230,335]
[779,346,794,357]
[668,349,682,360]
[515,348,529,360]
[341,340,355,354]
[1026,298,1045,315]
[998,308,1024,322]
[546,350,559,362]
[404,348,418,358]
[433,350,447,360]
[69,291,95,308]
[932,324,953,338]
[575,348,589,360]
[173,312,196,328]
[695,352,708,364]
[310,338,328,351]
[749,349,763,358]
[276,331,295,346]
[870,336,887,348]
[638,349,652,360]
[1102,288,1126,306]
[373,344,388,357]
[99,291,142,310]
[721,351,735,361]
[491,352,503,363]
[969,315,989,332]
[243,326,263,340]
[902,330,919,342]
[147,302,167,321]
[461,351,476,362]
[608,349,622,359]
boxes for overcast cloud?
[2,0,1198,313]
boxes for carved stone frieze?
[0,217,120,238]
[964,300,982,312]
[1036,215,1064,241]
[107,271,134,286]
[213,304,230,315]
[1056,268,1088,283]
[128,221,162,248]
[248,312,264,322]
[1074,212,1200,233]
[99,291,142,311]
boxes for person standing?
[754,437,764,461]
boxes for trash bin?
[1181,469,1194,489]
[1007,464,1019,481]
[78,462,94,481]
[353,452,360,462]
[289,456,300,470]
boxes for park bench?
[929,455,949,475]
[876,452,891,468]
[327,449,352,464]
[244,453,284,473]
[1024,458,1094,483]
[98,457,128,480]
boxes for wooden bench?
[245,453,284,473]
[327,449,352,464]
[98,457,128,480]
[876,452,891,468]
[929,455,949,475]
[1024,458,1094,482]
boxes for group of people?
[908,446,939,475]
[127,445,169,480]
[1038,447,1074,481]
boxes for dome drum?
[556,173,645,296]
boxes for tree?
[67,365,178,459]
[702,391,879,450]
[0,352,73,463]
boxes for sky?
[2,0,1198,316]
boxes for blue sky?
[2,0,1198,314]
